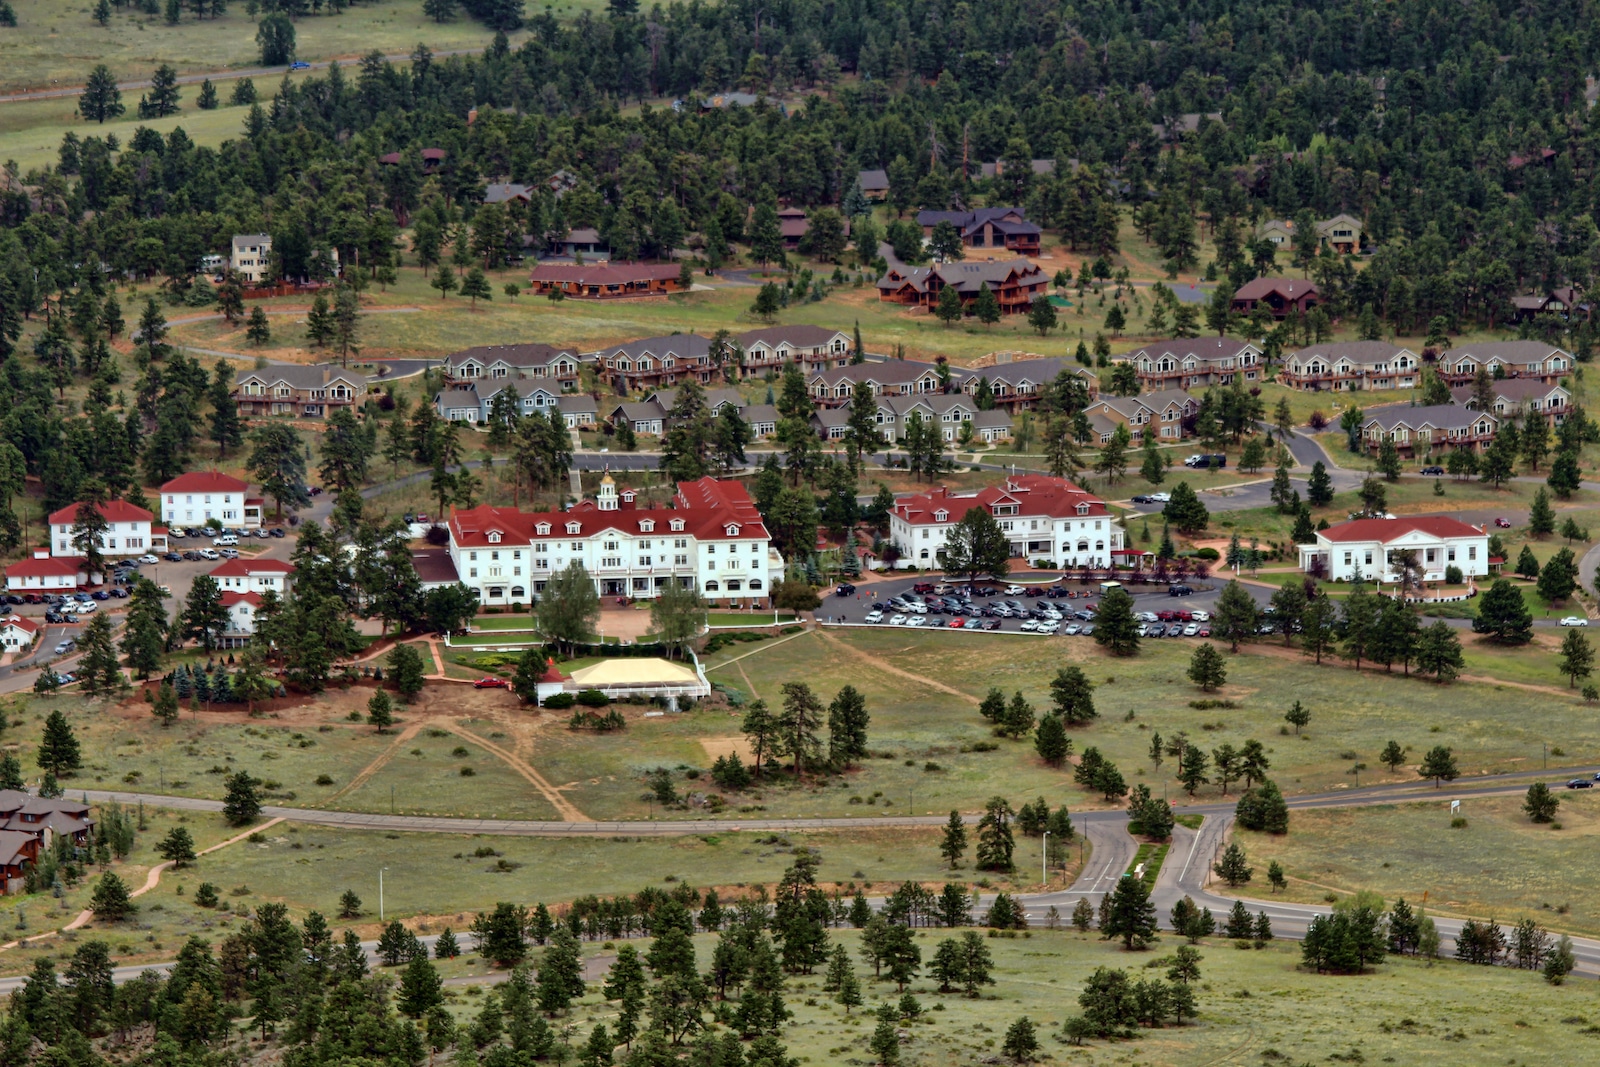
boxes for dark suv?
[1169,584,1194,597]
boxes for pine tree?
[940,811,967,868]
[89,872,134,921]
[37,710,81,776]
[246,305,272,345]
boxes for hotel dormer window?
[566,522,582,534]
[536,523,551,535]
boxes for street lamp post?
[1042,831,1049,887]
[380,867,388,922]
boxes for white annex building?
[437,476,785,607]
[1297,515,1490,584]
[889,475,1124,568]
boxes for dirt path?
[11,817,287,949]
[424,638,448,678]
[443,721,590,822]
[735,660,760,700]
[330,719,431,802]
[813,629,979,704]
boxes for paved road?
[0,48,490,103]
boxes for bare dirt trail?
[329,719,432,802]
[443,721,590,823]
[813,628,979,704]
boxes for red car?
[473,677,509,689]
[1494,517,1512,528]
[948,617,966,628]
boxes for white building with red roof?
[209,557,295,594]
[159,472,264,529]
[4,552,90,592]
[220,591,264,644]
[47,499,165,559]
[443,474,782,606]
[889,475,1124,569]
[0,616,38,652]
[1298,515,1489,583]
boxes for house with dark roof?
[951,360,1099,411]
[1231,277,1320,319]
[1150,113,1222,141]
[233,366,369,419]
[1125,337,1263,391]
[807,361,945,406]
[1511,288,1588,323]
[1451,379,1572,427]
[876,260,1047,315]
[1436,341,1572,385]
[1361,403,1499,456]
[1315,214,1363,254]
[443,343,580,386]
[1280,341,1421,392]
[735,325,852,376]
[483,183,533,205]
[554,228,608,258]
[1298,516,1488,583]
[527,263,683,300]
[599,334,713,393]
[607,401,669,436]
[857,169,889,201]
[914,207,1041,255]
[1084,389,1200,441]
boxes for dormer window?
[933,510,948,522]
[565,522,582,534]
[1076,503,1091,515]
[725,524,741,536]
[487,531,502,544]
[670,519,685,531]
[639,520,655,532]
[535,523,551,535]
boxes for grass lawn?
[694,628,1599,815]
[0,5,520,95]
[469,616,538,631]
[707,612,796,626]
[1238,791,1600,939]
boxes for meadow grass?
[1238,791,1600,938]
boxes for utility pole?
[380,867,388,921]
[1042,831,1049,887]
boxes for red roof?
[1,617,38,635]
[1318,516,1485,543]
[892,475,1112,527]
[5,557,83,578]
[220,592,263,608]
[46,499,153,526]
[161,472,249,494]
[449,478,769,548]
[539,657,568,683]
[210,558,295,578]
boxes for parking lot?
[819,571,1232,639]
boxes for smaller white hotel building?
[1298,515,1490,584]
[889,475,1124,568]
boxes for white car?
[1183,623,1201,636]
[1560,616,1590,627]
[138,554,159,564]
[213,534,238,547]
[199,548,220,560]
[906,616,926,627]
[890,614,908,626]
[74,599,97,613]
[906,602,927,614]
[1004,585,1026,595]
[1136,611,1159,623]
[1064,623,1082,635]
[168,529,184,539]
[865,610,884,623]
[1019,619,1040,631]
[1148,492,1171,503]
[1038,622,1060,634]
[1190,611,1211,622]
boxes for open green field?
[700,628,1598,810]
[1239,791,1600,939]
[0,3,520,95]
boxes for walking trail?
[442,721,589,822]
[812,628,979,704]
[3,817,286,951]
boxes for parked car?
[139,554,159,565]
[472,677,509,689]
[864,610,884,623]
[44,611,63,624]
[1148,492,1171,503]
[1004,584,1026,595]
[836,583,856,597]
[947,617,965,628]
[75,600,97,613]
[53,639,75,655]
[169,529,185,539]
[213,535,238,547]
[108,588,128,599]
[164,552,182,561]
[889,614,908,626]
[912,582,935,594]
[90,591,109,601]
[270,528,287,537]
[1560,616,1589,627]
[1567,779,1594,789]
[980,619,1001,630]
[1494,517,1512,528]
[1080,624,1095,636]
[906,616,926,627]
[1169,584,1194,597]
[1190,610,1211,622]
[1420,465,1445,476]
[1131,494,1153,504]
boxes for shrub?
[575,688,610,707]
[543,693,576,709]
[314,774,333,786]
[1445,565,1463,584]
[1193,547,1220,562]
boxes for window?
[674,554,687,565]
[706,545,716,555]
[602,557,622,568]
[749,579,763,590]
[639,556,652,566]
[704,581,720,591]
[570,542,582,551]
[1469,546,1478,560]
